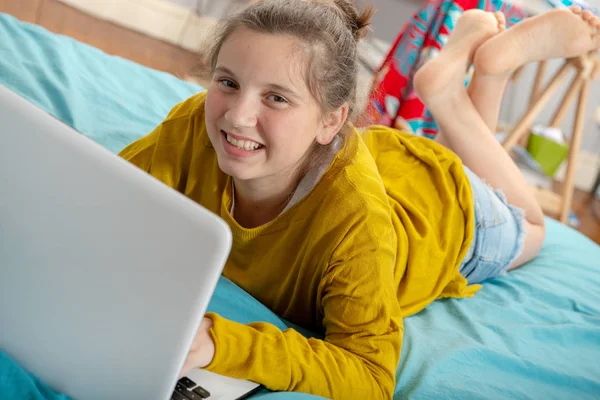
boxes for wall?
[166,0,423,42]
[162,0,255,18]
[361,0,422,42]
[167,0,197,8]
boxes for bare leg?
[415,7,600,267]
[467,6,600,267]
[422,10,504,147]
[470,6,600,134]
[466,11,507,134]
[467,60,548,268]
[466,5,600,143]
[475,6,600,76]
[465,14,542,270]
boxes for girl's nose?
[225,95,258,128]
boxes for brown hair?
[198,0,374,177]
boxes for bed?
[1,12,599,400]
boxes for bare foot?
[414,10,505,104]
[474,6,600,76]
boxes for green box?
[526,133,569,177]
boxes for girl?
[119,1,600,398]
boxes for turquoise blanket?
[1,12,600,400]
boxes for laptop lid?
[0,85,232,400]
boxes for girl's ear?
[316,103,349,145]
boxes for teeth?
[226,133,261,150]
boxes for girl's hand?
[179,317,215,377]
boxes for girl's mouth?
[220,130,264,157]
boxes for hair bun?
[332,0,375,41]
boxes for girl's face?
[205,28,342,184]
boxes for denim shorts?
[458,166,527,284]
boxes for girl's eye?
[218,79,238,89]
[267,94,288,104]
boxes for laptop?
[0,85,261,400]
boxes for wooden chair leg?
[503,61,572,151]
[593,54,600,80]
[530,60,548,106]
[549,71,585,128]
[514,61,546,147]
[559,78,591,223]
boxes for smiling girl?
[119,0,600,398]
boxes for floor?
[1,0,600,245]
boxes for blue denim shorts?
[459,166,527,284]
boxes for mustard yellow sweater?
[119,92,478,399]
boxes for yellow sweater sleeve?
[118,125,160,172]
[206,201,403,399]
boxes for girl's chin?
[216,158,259,181]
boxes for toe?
[569,5,583,14]
[582,10,594,21]
[495,11,506,26]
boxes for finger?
[188,318,213,352]
[200,317,214,330]
[179,351,200,378]
[189,338,202,352]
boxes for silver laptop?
[0,85,261,400]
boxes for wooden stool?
[502,51,600,224]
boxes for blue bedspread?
[1,12,600,400]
